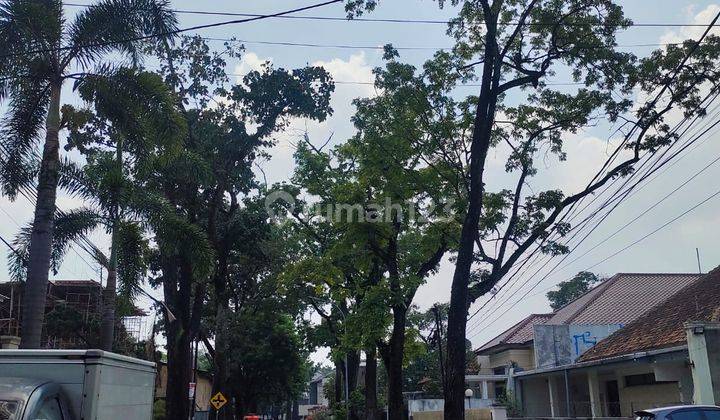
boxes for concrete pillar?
[564,370,572,418]
[548,377,559,417]
[587,370,602,418]
[482,381,489,399]
[686,322,718,405]
[0,336,20,349]
[679,371,694,403]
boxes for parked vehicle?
[635,405,720,420]
[0,350,156,420]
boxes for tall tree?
[546,271,601,310]
[144,35,333,419]
[0,0,177,348]
[9,69,184,351]
[285,47,466,418]
[346,2,720,416]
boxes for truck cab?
[0,378,74,420]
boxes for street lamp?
[465,388,474,415]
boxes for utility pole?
[696,248,703,274]
[432,305,446,391]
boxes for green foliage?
[224,306,309,410]
[546,271,602,310]
[497,390,522,417]
[0,0,178,197]
[284,50,467,353]
[152,399,166,420]
[312,407,334,420]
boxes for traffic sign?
[210,392,228,410]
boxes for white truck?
[0,349,156,420]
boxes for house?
[467,273,701,403]
[296,372,332,418]
[511,267,720,417]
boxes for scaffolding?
[123,315,150,342]
[0,279,149,348]
[0,281,20,337]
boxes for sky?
[2,0,720,357]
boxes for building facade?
[468,274,700,403]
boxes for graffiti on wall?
[572,331,598,356]
[534,324,624,368]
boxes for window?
[493,366,506,375]
[624,373,675,387]
[668,410,703,420]
[30,398,63,420]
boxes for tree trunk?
[165,318,192,420]
[335,361,343,408]
[365,346,379,420]
[99,259,117,350]
[212,304,233,420]
[20,81,62,349]
[292,400,299,420]
[347,350,361,420]
[444,9,500,417]
[163,258,203,420]
[100,140,123,351]
[386,306,407,420]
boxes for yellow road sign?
[210,392,228,410]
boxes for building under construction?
[0,279,148,349]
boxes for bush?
[152,399,166,420]
[497,390,522,417]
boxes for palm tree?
[11,68,185,350]
[0,0,177,348]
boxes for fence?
[412,408,493,420]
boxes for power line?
[467,111,720,339]
[203,37,442,51]
[2,0,345,59]
[556,129,720,272]
[470,185,720,341]
[202,36,691,52]
[467,102,720,335]
[585,188,720,271]
[0,232,23,261]
[466,100,719,330]
[62,3,720,28]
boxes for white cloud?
[311,52,376,98]
[254,52,377,186]
[234,52,273,81]
[659,4,720,46]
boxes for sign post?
[210,391,228,419]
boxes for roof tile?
[579,268,720,362]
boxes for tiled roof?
[50,279,102,287]
[476,313,553,353]
[548,273,701,325]
[475,273,701,354]
[579,268,720,362]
